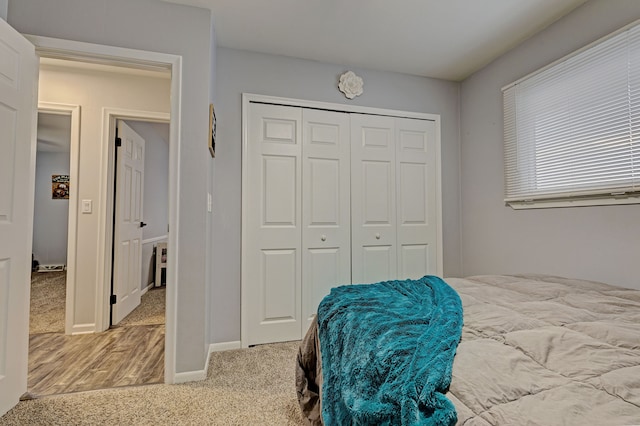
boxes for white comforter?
[445,274,640,425]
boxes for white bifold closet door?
[245,104,350,346]
[244,102,438,346]
[350,114,398,284]
[301,109,351,331]
[351,114,437,284]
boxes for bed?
[296,274,640,425]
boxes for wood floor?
[28,272,166,397]
[28,324,165,397]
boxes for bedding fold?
[317,275,463,425]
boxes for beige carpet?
[29,271,66,334]
[118,286,166,327]
[1,341,306,425]
[30,271,165,333]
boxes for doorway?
[27,36,181,385]
[27,60,172,396]
[30,110,71,336]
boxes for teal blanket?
[317,276,463,426]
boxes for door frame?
[240,93,443,348]
[27,35,181,383]
[36,102,80,336]
[105,109,170,327]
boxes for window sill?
[506,195,640,209]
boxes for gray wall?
[1,0,7,20]
[212,47,461,343]
[33,151,69,266]
[460,0,640,290]
[9,0,214,373]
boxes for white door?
[301,109,350,330]
[245,103,302,346]
[112,120,145,325]
[351,114,397,284]
[0,20,39,416]
[396,118,438,279]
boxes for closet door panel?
[246,103,302,346]
[396,118,438,279]
[351,114,397,284]
[302,110,350,330]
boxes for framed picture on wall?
[52,175,70,199]
[209,103,216,158]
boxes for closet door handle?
[375,233,381,240]
[321,235,327,242]
[140,222,148,228]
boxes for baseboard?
[209,341,242,352]
[173,341,242,384]
[174,369,207,384]
[71,323,96,335]
[37,264,66,272]
[140,282,154,296]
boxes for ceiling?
[164,0,588,81]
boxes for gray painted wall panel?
[212,47,461,343]
[33,151,70,266]
[460,0,640,290]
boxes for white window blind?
[503,22,640,206]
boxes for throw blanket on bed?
[317,276,463,426]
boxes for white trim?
[174,344,210,384]
[37,102,80,336]
[243,93,441,121]
[209,341,242,352]
[508,196,640,210]
[241,93,444,348]
[142,235,169,246]
[27,35,182,386]
[174,370,207,384]
[140,282,154,296]
[70,323,96,335]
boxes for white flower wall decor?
[338,71,364,99]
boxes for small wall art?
[52,174,70,199]
[209,103,216,158]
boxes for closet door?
[245,103,302,346]
[351,114,397,284]
[302,109,351,330]
[396,118,438,279]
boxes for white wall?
[460,0,640,290]
[125,120,169,290]
[212,47,461,343]
[37,62,170,330]
[9,0,214,374]
[33,151,69,266]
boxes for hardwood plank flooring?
[28,324,164,397]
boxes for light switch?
[82,199,92,214]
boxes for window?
[503,21,640,208]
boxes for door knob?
[375,233,381,240]
[140,222,148,228]
[321,235,326,241]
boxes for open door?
[0,19,39,416]
[112,120,145,325]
